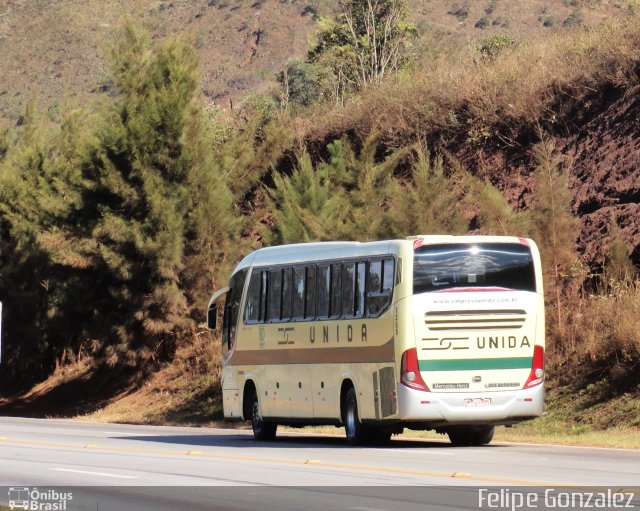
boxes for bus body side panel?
[221,366,242,419]
[312,364,340,418]
[226,318,397,423]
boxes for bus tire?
[250,389,277,441]
[342,387,367,445]
[471,425,495,446]
[447,425,494,446]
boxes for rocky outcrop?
[565,85,640,265]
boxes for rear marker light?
[401,348,430,392]
[523,345,545,389]
[524,398,533,402]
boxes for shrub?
[477,34,517,59]
[277,60,325,107]
[448,4,469,20]
[563,10,585,28]
[475,15,491,29]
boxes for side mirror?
[207,305,217,330]
[206,286,230,331]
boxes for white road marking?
[51,468,137,479]
[101,431,147,436]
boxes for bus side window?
[317,265,330,319]
[223,268,248,352]
[268,268,283,322]
[282,267,293,321]
[382,257,395,293]
[330,263,342,318]
[305,266,317,319]
[292,267,305,320]
[342,262,356,317]
[354,261,366,318]
[366,258,394,317]
[244,270,263,323]
[259,271,267,321]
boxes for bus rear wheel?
[250,389,277,441]
[343,387,367,445]
[447,425,495,446]
[342,387,391,445]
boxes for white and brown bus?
[207,235,545,445]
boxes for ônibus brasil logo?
[8,487,73,510]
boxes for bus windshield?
[413,243,536,294]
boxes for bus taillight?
[401,348,430,392]
[523,345,545,389]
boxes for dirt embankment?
[463,84,640,266]
[567,85,640,265]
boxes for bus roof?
[232,235,533,274]
[235,240,397,272]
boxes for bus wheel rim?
[346,400,356,437]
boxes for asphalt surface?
[0,417,639,510]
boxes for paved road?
[0,417,639,510]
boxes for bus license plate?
[464,398,491,408]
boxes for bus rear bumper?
[397,384,544,426]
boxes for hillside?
[0,0,629,124]
[0,1,639,444]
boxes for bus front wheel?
[250,389,277,441]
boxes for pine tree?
[453,157,529,236]
[529,136,578,337]
[76,22,238,365]
[0,105,97,377]
[271,136,409,242]
[388,146,467,236]
[270,150,348,243]
[340,135,414,239]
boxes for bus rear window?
[413,243,535,294]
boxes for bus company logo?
[8,488,73,510]
[423,337,470,350]
[477,336,531,349]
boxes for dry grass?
[493,426,640,448]
[300,15,640,146]
[0,357,95,408]
[83,328,223,425]
[0,0,628,125]
[557,283,640,367]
